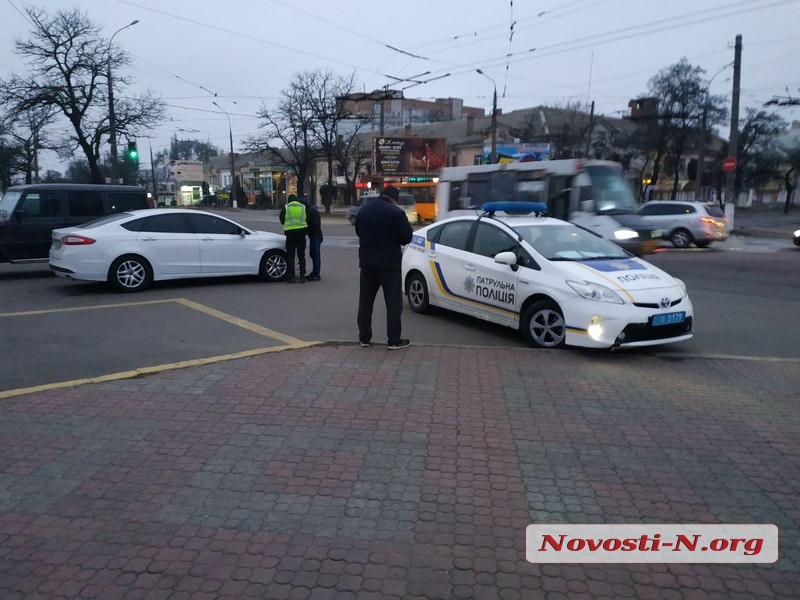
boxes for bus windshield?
[583,165,637,214]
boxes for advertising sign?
[374,137,446,176]
[483,142,551,164]
[163,160,204,183]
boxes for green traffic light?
[127,141,138,161]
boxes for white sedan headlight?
[566,280,625,304]
[614,228,639,240]
[673,277,688,294]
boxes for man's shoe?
[307,274,321,281]
[387,339,411,350]
[297,278,307,284]
[360,341,370,348]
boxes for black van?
[0,184,151,263]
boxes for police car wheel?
[521,300,566,348]
[260,250,288,282]
[407,272,431,314]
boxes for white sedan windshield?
[513,224,631,261]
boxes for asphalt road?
[1,214,798,396]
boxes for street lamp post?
[213,101,237,209]
[107,19,139,184]
[476,69,497,165]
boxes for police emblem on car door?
[461,222,521,325]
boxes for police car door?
[427,219,475,312]
[463,221,521,326]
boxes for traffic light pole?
[106,20,138,184]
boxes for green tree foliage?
[0,7,166,184]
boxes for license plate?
[651,311,685,326]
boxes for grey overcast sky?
[2,0,800,172]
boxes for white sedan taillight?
[61,235,96,245]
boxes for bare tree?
[332,120,373,206]
[304,69,359,212]
[247,72,321,200]
[735,108,787,191]
[0,7,165,184]
[0,106,56,184]
[646,59,726,197]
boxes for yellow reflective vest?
[283,201,307,231]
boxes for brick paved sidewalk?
[1,344,799,599]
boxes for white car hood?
[556,257,683,295]
[251,230,287,243]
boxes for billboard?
[483,142,551,164]
[373,137,446,176]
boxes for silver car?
[636,200,730,248]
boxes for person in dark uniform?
[299,196,323,281]
[355,185,414,349]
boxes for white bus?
[435,159,661,255]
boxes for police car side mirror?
[494,251,518,271]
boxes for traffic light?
[126,140,139,162]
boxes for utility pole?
[149,143,158,206]
[476,69,497,164]
[584,100,595,158]
[725,34,742,228]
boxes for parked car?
[636,200,729,248]
[402,201,693,349]
[0,184,152,263]
[349,192,418,224]
[49,208,287,293]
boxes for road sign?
[722,156,737,172]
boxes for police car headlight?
[567,280,625,304]
[614,228,639,240]
[674,277,687,293]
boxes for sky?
[2,0,800,174]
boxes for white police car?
[401,202,693,349]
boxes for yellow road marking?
[0,298,319,399]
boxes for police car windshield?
[513,223,630,261]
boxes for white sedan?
[49,208,288,292]
[401,202,694,349]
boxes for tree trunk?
[784,168,796,215]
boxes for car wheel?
[109,255,152,293]
[260,249,287,282]
[670,228,692,248]
[406,272,431,314]
[521,300,566,348]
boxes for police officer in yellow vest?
[279,194,309,283]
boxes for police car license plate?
[651,311,685,327]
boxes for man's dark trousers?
[357,267,403,344]
[308,232,322,278]
[285,230,307,280]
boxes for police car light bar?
[481,201,548,217]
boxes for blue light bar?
[481,201,548,216]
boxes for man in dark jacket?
[299,197,323,281]
[355,185,414,349]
